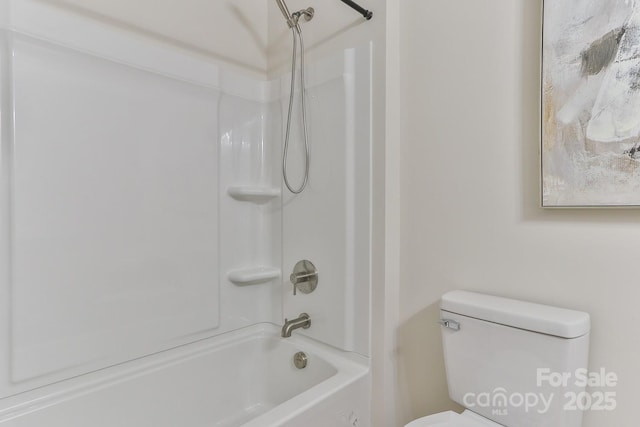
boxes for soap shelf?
[227,186,280,203]
[228,267,281,285]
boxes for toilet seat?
[405,410,502,427]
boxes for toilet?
[406,290,591,427]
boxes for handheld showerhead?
[274,0,295,27]
[276,0,314,194]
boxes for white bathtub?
[0,324,370,427]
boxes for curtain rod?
[340,0,373,20]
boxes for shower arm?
[340,0,373,20]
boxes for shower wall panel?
[218,92,282,331]
[0,0,369,406]
[0,32,220,395]
[281,45,371,356]
[0,0,279,400]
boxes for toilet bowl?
[406,410,500,427]
[404,290,591,427]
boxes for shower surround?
[0,1,372,425]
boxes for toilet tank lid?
[441,291,590,338]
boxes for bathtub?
[0,324,370,427]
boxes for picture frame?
[542,1,640,207]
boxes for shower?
[275,0,314,194]
[275,1,372,194]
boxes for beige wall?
[41,0,270,77]
[397,0,640,426]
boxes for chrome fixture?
[281,313,311,337]
[275,1,314,27]
[438,318,460,331]
[289,260,318,295]
[292,7,314,23]
[274,0,314,194]
[293,351,308,369]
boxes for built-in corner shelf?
[227,186,280,203]
[228,267,281,285]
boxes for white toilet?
[406,290,591,427]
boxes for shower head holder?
[292,7,314,24]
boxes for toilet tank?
[440,291,590,427]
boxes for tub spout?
[281,313,311,337]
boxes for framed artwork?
[542,1,640,207]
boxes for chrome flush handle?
[438,318,460,331]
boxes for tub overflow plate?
[293,351,308,369]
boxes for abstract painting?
[542,1,640,206]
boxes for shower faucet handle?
[289,260,318,296]
[290,271,317,284]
